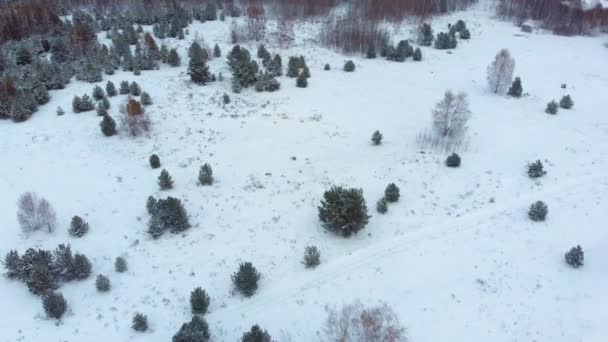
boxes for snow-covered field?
[1,5,608,342]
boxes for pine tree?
[232,262,261,297]
[69,216,89,237]
[528,160,546,178]
[287,56,300,77]
[16,46,33,65]
[72,253,92,279]
[97,102,108,116]
[528,201,548,221]
[43,292,67,319]
[460,28,471,39]
[198,163,214,185]
[141,92,152,105]
[190,287,210,314]
[172,316,210,342]
[376,197,388,214]
[189,42,211,85]
[324,64,331,71]
[302,246,320,268]
[119,81,130,94]
[565,245,584,268]
[79,95,95,112]
[130,82,141,96]
[560,95,573,109]
[417,23,434,46]
[96,274,111,292]
[147,213,164,239]
[366,46,377,59]
[148,196,190,236]
[56,107,65,116]
[371,130,383,145]
[545,100,558,114]
[318,186,370,237]
[241,325,272,342]
[223,93,231,105]
[343,60,355,72]
[507,77,523,97]
[168,49,181,67]
[106,81,117,97]
[115,257,127,273]
[446,153,461,167]
[257,44,271,61]
[268,55,282,77]
[92,86,105,101]
[72,95,82,113]
[213,44,221,58]
[413,48,422,61]
[384,183,400,202]
[296,73,308,88]
[158,170,174,190]
[100,114,117,136]
[101,96,110,109]
[149,154,161,169]
[132,313,148,332]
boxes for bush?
[565,245,584,268]
[158,169,174,190]
[223,93,231,105]
[115,257,127,273]
[318,186,370,237]
[69,216,89,237]
[168,49,181,67]
[507,77,522,98]
[446,153,461,167]
[149,154,161,169]
[324,63,331,71]
[527,160,546,178]
[119,81,130,94]
[43,292,67,319]
[141,92,152,106]
[296,73,308,88]
[132,313,148,332]
[302,246,321,268]
[190,287,210,314]
[528,201,548,221]
[130,82,141,96]
[96,274,111,292]
[57,107,65,116]
[371,130,382,145]
[172,316,210,342]
[17,192,56,233]
[376,197,388,214]
[72,253,92,280]
[413,47,422,61]
[97,102,108,117]
[560,95,573,109]
[417,23,434,46]
[241,325,272,342]
[198,163,214,185]
[100,114,117,136]
[147,196,190,237]
[545,100,558,114]
[232,262,261,297]
[384,183,400,202]
[343,60,355,72]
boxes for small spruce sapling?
[560,95,573,109]
[528,201,548,221]
[545,100,558,114]
[96,274,111,292]
[115,257,127,273]
[100,114,117,136]
[564,245,584,268]
[130,82,141,96]
[527,160,546,178]
[324,64,330,71]
[132,313,148,332]
[198,163,213,185]
[241,325,272,342]
[119,81,130,94]
[366,46,377,59]
[92,86,105,101]
[190,287,210,314]
[158,169,174,190]
[303,246,321,268]
[296,73,308,88]
[376,197,388,214]
[384,183,400,203]
[413,47,422,61]
[371,130,383,145]
[343,60,355,72]
[507,77,523,98]
[223,93,231,104]
[106,81,117,96]
[43,292,67,319]
[57,107,65,116]
[232,262,261,297]
[69,216,89,237]
[149,154,161,169]
[446,153,461,167]
[140,92,152,105]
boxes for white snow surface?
[1,6,608,342]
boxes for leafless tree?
[487,49,515,94]
[432,90,471,138]
[17,192,56,233]
[322,300,407,342]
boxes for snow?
[2,6,608,342]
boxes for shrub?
[376,197,388,214]
[343,60,355,72]
[100,114,117,136]
[168,49,181,67]
[115,257,127,273]
[119,81,130,94]
[57,107,65,116]
[528,201,548,221]
[141,92,152,106]
[460,28,471,39]
[149,154,161,169]
[232,262,261,297]
[97,102,108,117]
[527,160,546,178]
[172,316,210,342]
[43,292,67,319]
[296,73,308,88]
[17,192,56,233]
[366,45,377,59]
[198,163,214,185]
[560,95,573,109]
[147,196,190,237]
[565,245,584,268]
[417,23,434,46]
[446,153,461,167]
[413,47,422,61]
[302,246,321,268]
[189,42,211,85]
[213,44,221,58]
[129,82,141,96]
[241,325,272,342]
[223,93,231,104]
[96,274,111,292]
[507,77,522,98]
[190,287,210,314]
[132,313,148,332]
[318,186,370,237]
[545,100,558,114]
[72,253,92,280]
[69,216,89,237]
[324,63,331,71]
[371,130,383,145]
[158,169,174,190]
[384,183,400,202]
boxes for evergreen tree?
[545,100,558,114]
[72,253,92,280]
[92,86,105,101]
[158,170,174,190]
[366,45,377,59]
[78,95,95,112]
[302,65,311,78]
[43,292,67,319]
[371,130,383,145]
[287,56,300,77]
[565,245,584,268]
[16,46,33,65]
[302,246,320,268]
[318,186,369,237]
[57,107,65,116]
[119,81,130,94]
[446,153,461,167]
[324,64,331,71]
[213,44,221,58]
[343,60,355,72]
[141,92,152,105]
[190,287,210,314]
[528,160,546,178]
[106,81,117,97]
[376,197,388,214]
[96,274,111,292]
[232,262,261,297]
[97,102,108,116]
[115,257,127,273]
[227,46,258,89]
[296,73,308,88]
[417,23,434,46]
[241,325,272,342]
[198,163,214,185]
[168,49,181,67]
[147,196,190,236]
[69,216,89,237]
[257,44,271,61]
[384,183,400,202]
[413,48,422,61]
[507,77,523,97]
[172,316,211,342]
[132,313,148,332]
[101,96,110,109]
[150,154,161,168]
[223,93,231,105]
[3,250,22,279]
[130,82,141,96]
[189,42,211,85]
[100,114,117,136]
[460,28,471,39]
[72,96,82,113]
[267,54,283,77]
[528,201,548,221]
[560,95,573,109]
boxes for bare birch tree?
[487,49,515,94]
[17,192,56,233]
[432,90,471,138]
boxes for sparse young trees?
[296,73,308,88]
[565,245,584,268]
[232,262,261,297]
[432,91,471,138]
[17,192,56,233]
[318,186,370,237]
[487,49,515,94]
[190,287,210,314]
[413,47,422,61]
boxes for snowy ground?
[1,5,608,342]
